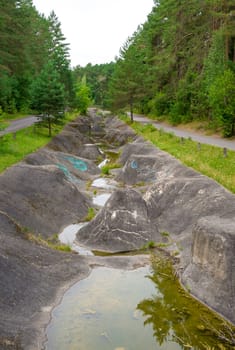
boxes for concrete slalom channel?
[0,110,235,349]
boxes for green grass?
[101,162,122,176]
[0,112,79,173]
[25,232,72,252]
[84,207,96,221]
[1,111,30,121]
[0,120,10,131]
[120,117,235,194]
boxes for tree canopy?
[1,0,235,136]
[0,1,74,117]
[101,0,235,136]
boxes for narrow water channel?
[51,161,235,350]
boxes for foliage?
[0,1,74,117]
[101,162,121,176]
[0,112,78,173]
[137,254,235,348]
[99,0,235,133]
[74,76,92,115]
[109,30,153,121]
[84,207,96,222]
[73,62,115,108]
[25,232,72,252]
[30,60,66,136]
[142,241,156,250]
[208,69,235,137]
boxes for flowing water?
[93,193,111,207]
[59,223,93,255]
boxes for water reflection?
[45,255,235,350]
[137,256,235,349]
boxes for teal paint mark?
[63,156,88,172]
[131,160,138,169]
[57,164,70,177]
[56,163,80,184]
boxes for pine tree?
[30,60,66,136]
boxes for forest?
[76,0,235,137]
[1,0,235,136]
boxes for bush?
[149,91,170,117]
[208,69,235,137]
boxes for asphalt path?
[133,114,235,151]
[0,115,38,136]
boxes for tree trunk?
[48,118,52,137]
[130,97,134,123]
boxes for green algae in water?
[46,266,168,350]
[45,256,235,350]
[139,255,235,349]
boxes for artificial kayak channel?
[44,255,235,350]
[46,157,235,350]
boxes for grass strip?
[0,112,79,173]
[121,116,235,194]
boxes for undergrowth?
[25,232,72,252]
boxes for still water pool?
[45,266,180,350]
[45,258,235,350]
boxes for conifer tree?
[30,60,66,136]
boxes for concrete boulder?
[118,140,157,165]
[0,164,91,237]
[116,140,197,185]
[144,176,235,236]
[25,149,100,183]
[0,212,89,349]
[76,188,160,252]
[47,129,90,154]
[182,216,235,324]
[76,144,104,161]
[104,116,137,146]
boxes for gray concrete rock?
[47,129,90,154]
[144,176,235,236]
[104,116,137,145]
[116,154,160,185]
[25,148,100,183]
[118,141,158,165]
[116,141,197,185]
[76,144,104,160]
[0,164,91,237]
[76,188,160,252]
[64,116,91,134]
[0,211,90,350]
[182,216,235,324]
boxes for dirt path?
[133,114,235,151]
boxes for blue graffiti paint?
[130,160,138,169]
[56,164,80,184]
[57,164,70,177]
[63,156,88,172]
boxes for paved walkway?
[0,116,38,136]
[1,114,235,151]
[133,114,235,151]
